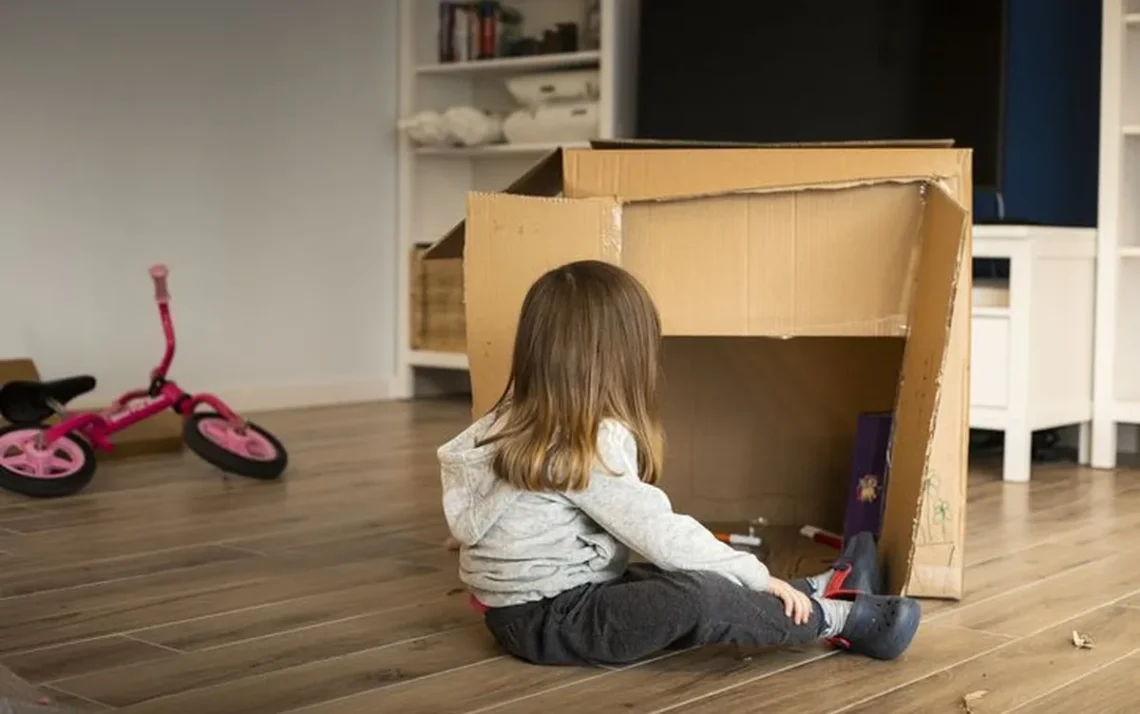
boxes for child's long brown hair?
[481,260,665,491]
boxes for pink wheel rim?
[197,418,279,462]
[0,429,87,480]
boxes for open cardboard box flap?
[424,138,961,261]
[436,145,973,600]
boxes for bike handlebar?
[149,264,170,303]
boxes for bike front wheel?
[183,413,288,480]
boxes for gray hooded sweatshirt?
[438,413,771,608]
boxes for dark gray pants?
[483,564,825,666]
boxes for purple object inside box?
[842,412,893,544]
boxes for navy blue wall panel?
[974,0,1102,226]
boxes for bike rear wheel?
[0,425,96,497]
[183,412,287,480]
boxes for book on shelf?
[438,2,520,64]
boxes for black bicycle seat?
[0,376,97,425]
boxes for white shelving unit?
[393,0,639,397]
[416,49,602,75]
[414,140,588,158]
[409,350,471,371]
[1093,0,1140,466]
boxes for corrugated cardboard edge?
[900,174,970,600]
[488,173,949,208]
[590,138,957,150]
[473,175,942,207]
[616,175,943,207]
[893,182,968,598]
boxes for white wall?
[0,0,399,410]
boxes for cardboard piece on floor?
[0,359,39,390]
[86,408,185,461]
[426,145,971,600]
[0,358,184,460]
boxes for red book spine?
[479,2,497,59]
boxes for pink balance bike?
[0,265,288,497]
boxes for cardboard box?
[0,359,184,460]
[426,142,971,599]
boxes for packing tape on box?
[603,204,622,254]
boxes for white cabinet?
[969,225,1097,482]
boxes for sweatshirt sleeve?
[563,422,770,592]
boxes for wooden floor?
[1,400,1139,713]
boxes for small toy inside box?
[706,411,895,578]
[703,522,837,578]
[0,359,183,460]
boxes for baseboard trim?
[70,378,394,414]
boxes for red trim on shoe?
[824,564,853,598]
[468,593,490,614]
[827,636,852,650]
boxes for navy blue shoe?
[825,531,882,598]
[829,593,922,661]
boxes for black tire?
[183,413,287,480]
[0,424,96,498]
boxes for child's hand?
[766,577,814,625]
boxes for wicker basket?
[410,247,466,353]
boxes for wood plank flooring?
[0,398,1137,713]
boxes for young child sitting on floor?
[438,260,921,666]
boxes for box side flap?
[564,147,970,202]
[621,182,926,337]
[905,188,970,600]
[423,149,566,260]
[879,184,968,595]
[591,138,956,150]
[465,193,622,416]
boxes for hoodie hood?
[438,412,522,546]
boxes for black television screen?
[636,0,1006,188]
